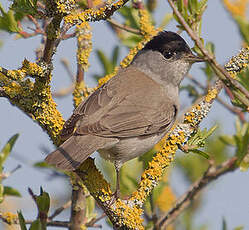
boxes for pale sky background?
[0,1,249,229]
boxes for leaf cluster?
[0,134,21,203]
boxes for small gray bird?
[45,31,203,197]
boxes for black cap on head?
[143,31,192,56]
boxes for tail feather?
[45,135,114,171]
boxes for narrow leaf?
[191,149,210,159]
[96,50,112,74]
[29,219,42,230]
[112,46,120,67]
[3,186,21,197]
[0,133,19,168]
[18,211,28,230]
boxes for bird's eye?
[163,51,175,59]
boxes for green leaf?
[86,196,96,220]
[112,46,120,67]
[96,50,113,74]
[219,135,236,146]
[18,211,28,230]
[3,186,21,197]
[11,0,38,17]
[198,0,208,13]
[177,0,184,13]
[222,218,227,230]
[0,4,19,33]
[190,149,210,159]
[234,226,244,230]
[36,187,50,213]
[240,153,249,171]
[34,161,50,168]
[187,125,217,147]
[0,133,19,172]
[0,184,4,203]
[202,125,218,140]
[118,6,140,29]
[237,67,249,92]
[121,34,141,48]
[29,219,42,230]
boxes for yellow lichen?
[77,158,112,200]
[225,47,249,78]
[73,81,90,108]
[6,69,26,81]
[56,0,76,15]
[113,200,144,230]
[138,9,158,38]
[205,88,218,103]
[76,22,92,70]
[21,59,44,77]
[184,112,195,123]
[65,0,128,25]
[2,212,18,224]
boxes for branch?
[43,16,63,64]
[69,183,86,230]
[64,0,130,25]
[49,201,71,220]
[167,0,249,106]
[107,18,141,35]
[52,84,74,97]
[156,157,237,228]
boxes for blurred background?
[0,0,249,229]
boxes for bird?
[45,31,204,198]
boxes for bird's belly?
[98,132,166,164]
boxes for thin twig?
[87,0,93,8]
[167,0,249,104]
[52,85,74,97]
[107,18,141,35]
[156,157,237,228]
[86,213,106,227]
[49,201,71,220]
[0,213,69,228]
[186,74,245,122]
[69,184,86,230]
[60,58,75,81]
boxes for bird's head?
[132,31,204,86]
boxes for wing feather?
[60,67,178,139]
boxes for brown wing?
[61,67,178,139]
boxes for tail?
[45,135,113,171]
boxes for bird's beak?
[184,53,205,63]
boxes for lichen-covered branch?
[64,0,130,25]
[0,60,64,146]
[73,22,93,107]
